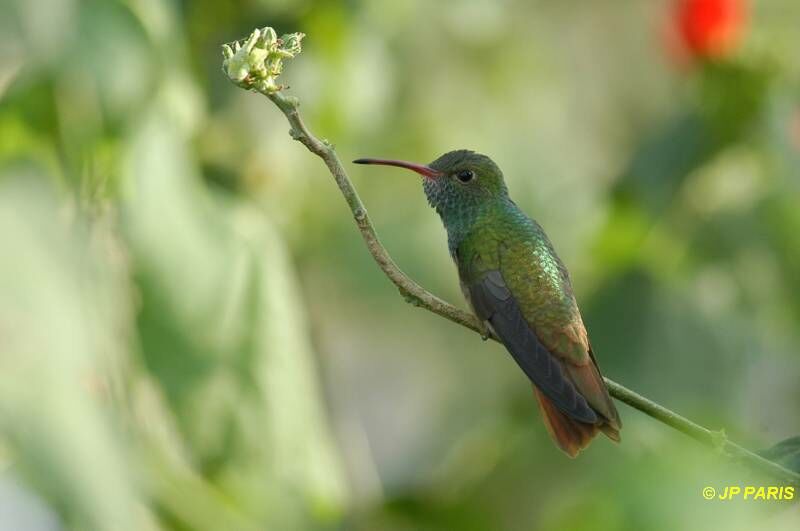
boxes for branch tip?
[221,26,305,95]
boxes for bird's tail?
[534,387,620,458]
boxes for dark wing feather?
[469,270,598,424]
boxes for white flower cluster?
[222,27,305,94]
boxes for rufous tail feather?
[534,387,620,457]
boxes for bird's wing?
[461,230,619,428]
[467,268,598,424]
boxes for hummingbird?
[354,150,621,456]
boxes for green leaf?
[760,436,800,473]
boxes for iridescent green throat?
[421,150,510,253]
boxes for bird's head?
[354,150,508,222]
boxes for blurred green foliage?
[0,0,799,529]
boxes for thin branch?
[223,28,800,486]
[267,91,483,334]
[606,380,800,484]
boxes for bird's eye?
[455,170,474,183]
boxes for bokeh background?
[1,0,799,529]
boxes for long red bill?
[353,158,442,179]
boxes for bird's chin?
[422,176,444,208]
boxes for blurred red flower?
[666,0,748,62]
